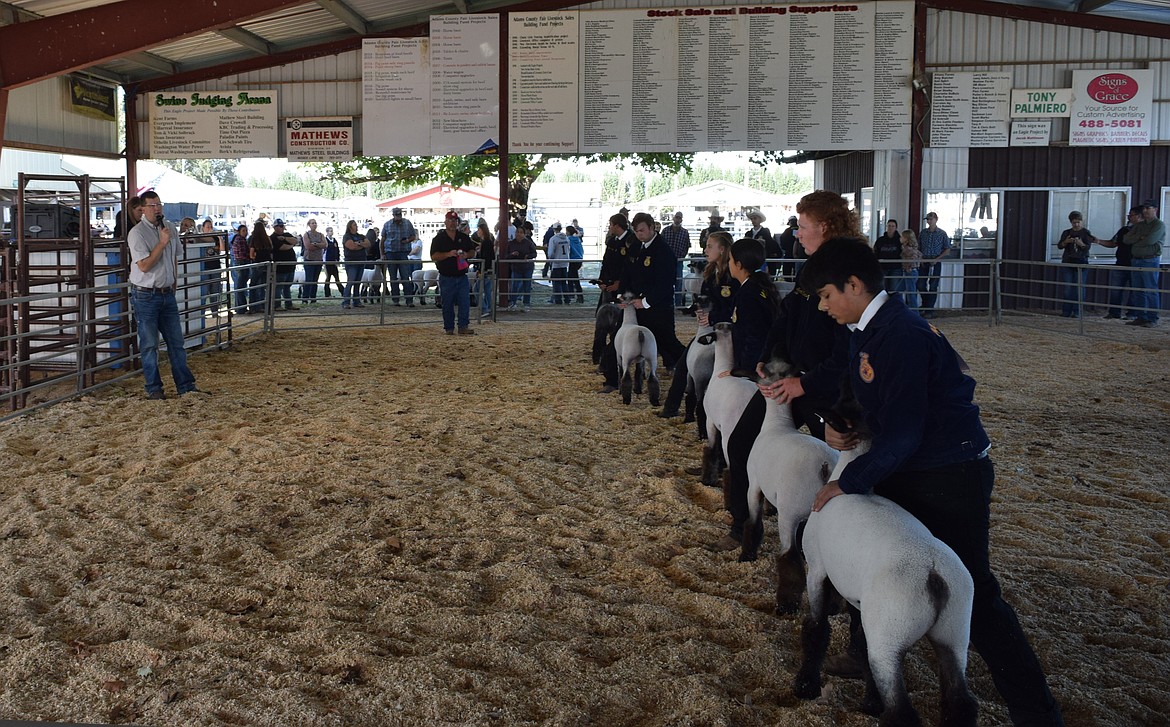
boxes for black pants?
[876,457,1063,726]
[661,346,691,413]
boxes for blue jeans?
[1106,265,1133,318]
[551,268,569,303]
[480,275,494,314]
[343,263,365,306]
[249,265,269,312]
[275,262,296,308]
[893,269,919,309]
[1131,257,1161,323]
[301,262,322,300]
[439,274,470,330]
[511,269,533,306]
[1059,264,1088,317]
[131,289,196,396]
[231,261,251,312]
[674,259,685,306]
[918,261,942,311]
[383,251,414,304]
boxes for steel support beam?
[216,26,276,56]
[0,0,305,90]
[315,0,371,35]
[923,0,1170,40]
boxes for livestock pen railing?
[0,256,1164,419]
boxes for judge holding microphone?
[127,190,204,400]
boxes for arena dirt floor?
[0,313,1166,726]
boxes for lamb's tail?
[926,568,949,621]
[637,330,645,346]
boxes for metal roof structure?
[1,0,1169,94]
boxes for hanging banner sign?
[285,117,353,161]
[430,14,500,155]
[929,72,1011,148]
[68,76,117,122]
[509,13,580,152]
[1010,120,1052,147]
[362,38,431,156]
[1069,69,1153,146]
[149,90,278,159]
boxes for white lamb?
[794,407,978,726]
[738,356,839,615]
[683,295,716,439]
[698,322,761,488]
[612,293,659,406]
[411,268,439,304]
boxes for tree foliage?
[156,158,241,186]
[311,153,695,214]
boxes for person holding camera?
[127,190,203,399]
[1056,210,1093,318]
[431,210,478,334]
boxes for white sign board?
[1069,69,1153,146]
[929,72,1011,148]
[285,117,353,162]
[1010,88,1071,117]
[509,13,580,152]
[362,39,430,156]
[1010,120,1051,147]
[149,90,278,159]
[430,15,500,155]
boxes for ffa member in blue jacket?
[804,239,1064,727]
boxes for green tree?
[156,158,240,186]
[312,153,694,216]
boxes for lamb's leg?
[620,367,633,405]
[933,642,979,727]
[737,498,765,563]
[699,432,723,487]
[793,575,832,700]
[647,372,660,406]
[683,380,696,423]
[862,624,919,726]
[695,387,708,440]
[775,547,806,614]
[634,360,644,395]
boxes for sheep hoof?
[775,598,802,615]
[737,549,759,563]
[792,676,821,700]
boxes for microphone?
[155,213,165,225]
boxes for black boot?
[657,353,689,417]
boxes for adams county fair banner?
[361,3,913,157]
[148,91,278,159]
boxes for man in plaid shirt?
[917,211,953,319]
[661,211,691,306]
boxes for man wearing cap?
[431,211,478,334]
[778,215,799,278]
[917,211,953,319]
[381,207,419,307]
[698,211,727,250]
[661,211,691,307]
[270,219,300,311]
[299,219,327,304]
[747,210,781,276]
[127,190,202,399]
[1123,200,1164,327]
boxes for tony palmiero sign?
[149,90,279,159]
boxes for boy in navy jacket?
[801,239,1064,727]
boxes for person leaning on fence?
[341,220,369,309]
[247,221,273,314]
[1094,206,1142,320]
[566,225,585,304]
[229,223,251,313]
[270,219,300,311]
[322,226,343,298]
[547,225,572,304]
[470,218,496,316]
[917,212,953,319]
[126,191,204,400]
[381,207,418,307]
[1056,211,1093,318]
[299,219,327,304]
[431,210,478,335]
[898,229,922,310]
[1123,200,1164,328]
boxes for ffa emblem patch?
[643,257,651,267]
[721,285,731,297]
[759,289,768,299]
[621,247,628,256]
[859,352,875,383]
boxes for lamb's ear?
[730,368,760,381]
[696,333,716,345]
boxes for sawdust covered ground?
[0,317,1166,726]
